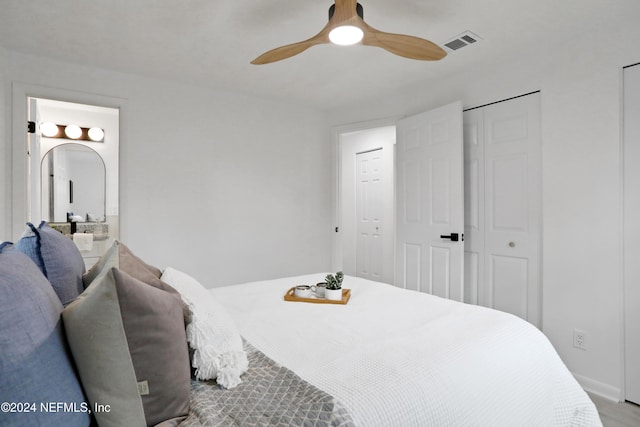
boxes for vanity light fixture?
[64,124,82,139]
[87,127,105,142]
[40,122,60,138]
[37,122,105,142]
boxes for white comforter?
[211,274,601,427]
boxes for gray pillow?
[83,240,191,324]
[62,267,190,427]
[15,221,85,306]
[83,240,162,287]
[0,243,91,427]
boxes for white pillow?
[161,267,248,389]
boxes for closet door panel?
[463,93,541,328]
[483,94,541,327]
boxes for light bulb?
[88,127,104,142]
[41,122,59,137]
[329,25,364,46]
[64,124,82,139]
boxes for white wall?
[1,48,332,287]
[327,23,640,399]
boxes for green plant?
[324,271,343,290]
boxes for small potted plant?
[324,271,343,301]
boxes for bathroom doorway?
[11,85,122,268]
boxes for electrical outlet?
[573,329,587,350]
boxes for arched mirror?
[41,143,106,223]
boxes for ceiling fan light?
[329,25,364,46]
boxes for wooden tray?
[284,287,351,305]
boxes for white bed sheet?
[211,273,601,427]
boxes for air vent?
[443,31,481,52]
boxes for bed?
[197,273,602,427]
[0,224,602,426]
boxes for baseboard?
[573,372,621,402]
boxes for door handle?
[440,233,464,242]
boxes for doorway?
[27,98,119,227]
[338,126,395,284]
[11,83,125,244]
[12,87,121,268]
[28,98,119,269]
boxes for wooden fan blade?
[251,23,333,65]
[362,23,447,61]
[251,40,317,65]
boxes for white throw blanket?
[161,267,248,389]
[211,274,602,427]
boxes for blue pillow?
[13,230,45,272]
[0,244,91,427]
[16,221,85,306]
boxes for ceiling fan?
[251,0,447,65]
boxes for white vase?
[325,288,343,301]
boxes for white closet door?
[396,101,464,301]
[624,64,640,405]
[483,94,542,327]
[463,93,541,326]
[356,149,385,281]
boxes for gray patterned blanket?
[179,342,355,427]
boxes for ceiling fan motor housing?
[329,3,363,20]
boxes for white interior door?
[356,149,384,281]
[624,64,640,405]
[395,101,464,301]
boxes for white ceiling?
[0,0,636,111]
